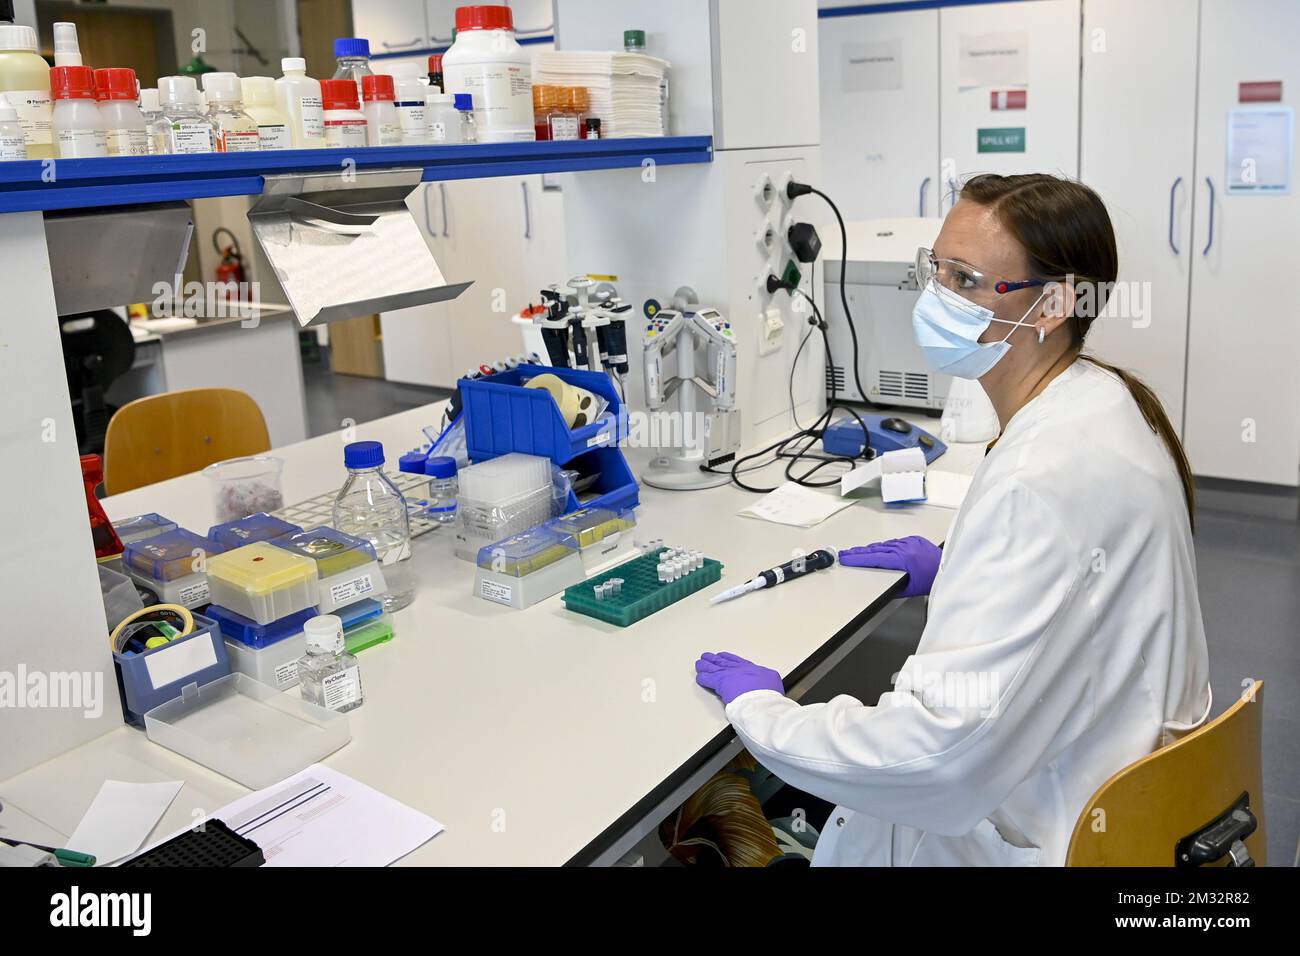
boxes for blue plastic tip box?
[337,597,384,629]
[124,529,225,582]
[205,604,318,650]
[208,512,302,550]
[112,512,179,546]
[112,612,229,727]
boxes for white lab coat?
[726,360,1211,866]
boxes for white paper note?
[1227,107,1293,194]
[738,482,857,529]
[68,780,184,866]
[958,30,1029,91]
[842,38,903,93]
[841,447,928,503]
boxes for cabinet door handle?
[918,177,931,216]
[1168,176,1183,255]
[1202,177,1215,256]
[440,183,449,238]
[521,180,532,240]
[381,37,424,50]
[422,184,434,234]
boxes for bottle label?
[6,90,53,145]
[168,120,213,153]
[324,117,367,148]
[257,123,291,150]
[430,121,446,142]
[549,114,580,141]
[321,665,361,710]
[452,64,532,129]
[396,102,426,143]
[299,94,325,139]
[376,121,402,146]
[329,572,375,606]
[105,127,149,156]
[0,131,26,160]
[177,579,209,606]
[273,659,299,689]
[56,127,108,158]
[216,127,260,152]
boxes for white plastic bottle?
[275,57,325,149]
[239,76,291,150]
[0,23,54,159]
[51,65,106,158]
[360,73,401,146]
[138,88,170,155]
[94,68,148,156]
[333,442,414,612]
[297,615,364,713]
[0,93,26,160]
[441,5,534,143]
[387,65,428,145]
[52,21,81,67]
[202,72,260,152]
[320,78,367,149]
[425,91,460,144]
[158,75,215,154]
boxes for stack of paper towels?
[533,51,668,137]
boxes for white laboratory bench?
[0,403,984,866]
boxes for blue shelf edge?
[0,136,713,213]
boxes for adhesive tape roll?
[525,374,600,429]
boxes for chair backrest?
[104,388,271,495]
[1067,681,1265,866]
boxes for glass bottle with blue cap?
[333,441,414,611]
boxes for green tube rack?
[563,548,723,627]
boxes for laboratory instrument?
[562,544,722,627]
[642,290,741,489]
[297,614,363,714]
[512,276,633,385]
[709,549,836,605]
[820,413,947,464]
[333,441,414,611]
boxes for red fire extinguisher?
[213,227,246,300]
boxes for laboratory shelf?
[0,136,714,214]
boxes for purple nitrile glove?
[695,652,785,705]
[838,535,942,598]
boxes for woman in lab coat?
[695,174,1212,866]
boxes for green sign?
[977,127,1026,153]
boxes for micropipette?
[709,549,836,605]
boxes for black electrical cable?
[809,184,870,406]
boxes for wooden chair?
[104,388,272,495]
[1067,681,1265,866]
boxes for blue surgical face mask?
[911,282,1047,379]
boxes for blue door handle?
[1168,177,1182,255]
[918,177,931,216]
[1202,177,1215,256]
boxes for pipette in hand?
[709,549,836,605]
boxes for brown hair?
[960,173,1196,529]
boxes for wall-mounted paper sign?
[978,127,1026,153]
[1227,107,1293,194]
[959,31,1029,92]
[842,38,903,93]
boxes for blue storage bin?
[112,612,230,727]
[558,445,640,514]
[460,365,624,466]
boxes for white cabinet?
[938,0,1080,210]
[1080,0,1198,433]
[351,0,430,55]
[1183,0,1300,487]
[424,0,458,45]
[818,4,939,219]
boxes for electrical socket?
[758,306,784,356]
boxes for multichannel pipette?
[709,549,836,605]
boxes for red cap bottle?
[455,5,514,32]
[320,78,361,111]
[94,68,139,102]
[361,73,395,102]
[51,65,97,101]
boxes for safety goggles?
[915,247,1046,299]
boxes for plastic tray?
[208,512,302,550]
[271,526,377,578]
[121,819,263,867]
[124,528,224,582]
[224,633,306,690]
[337,597,383,630]
[112,512,179,546]
[206,604,317,650]
[562,548,723,627]
[344,616,394,654]
[205,542,319,625]
[143,672,352,789]
[100,564,144,633]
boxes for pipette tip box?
[271,526,388,611]
[124,528,225,582]
[208,512,302,550]
[204,542,319,625]
[112,512,179,547]
[473,525,585,609]
[563,547,723,627]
